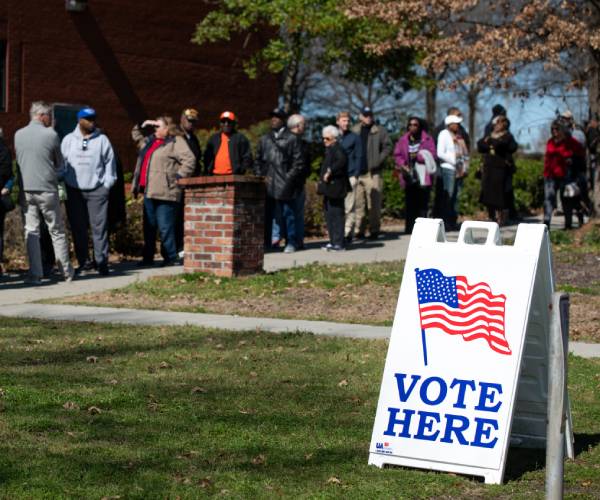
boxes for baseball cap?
[445,115,463,125]
[183,108,199,121]
[220,111,237,122]
[561,110,574,119]
[360,106,373,116]
[77,107,96,120]
[270,108,287,120]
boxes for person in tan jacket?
[131,116,195,266]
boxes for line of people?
[3,100,596,285]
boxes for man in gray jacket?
[352,107,392,240]
[15,101,74,284]
[62,107,116,275]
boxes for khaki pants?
[344,182,357,238]
[355,172,383,236]
[24,191,73,279]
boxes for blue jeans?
[272,191,305,248]
[440,168,462,229]
[278,198,299,248]
[143,197,178,262]
[295,190,305,247]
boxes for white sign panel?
[369,219,548,484]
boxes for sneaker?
[283,245,296,254]
[64,267,75,282]
[368,232,380,240]
[355,233,366,240]
[137,260,154,268]
[98,263,109,276]
[75,261,96,275]
[161,257,182,267]
[330,245,346,252]
[321,243,333,251]
[25,275,42,286]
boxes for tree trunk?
[590,51,600,216]
[467,87,479,151]
[425,84,437,129]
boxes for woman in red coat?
[543,120,585,229]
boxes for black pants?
[324,197,345,247]
[405,185,430,234]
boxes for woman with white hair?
[317,125,348,251]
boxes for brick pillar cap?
[179,175,263,188]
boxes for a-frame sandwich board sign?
[368,218,572,484]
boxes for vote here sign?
[369,219,547,484]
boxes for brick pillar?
[180,175,265,277]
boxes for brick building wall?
[0,0,278,169]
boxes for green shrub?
[382,165,405,217]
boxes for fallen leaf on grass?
[101,496,121,500]
[159,361,171,369]
[108,379,118,385]
[249,371,258,378]
[190,386,207,394]
[327,476,342,485]
[239,408,256,415]
[251,454,266,465]
[87,406,102,415]
[238,340,247,346]
[0,388,5,397]
[582,481,592,487]
[338,379,348,387]
[86,356,98,364]
[215,344,224,350]
[199,477,213,488]
[63,401,80,411]
[305,453,313,460]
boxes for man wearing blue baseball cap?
[61,107,117,275]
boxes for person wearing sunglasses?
[61,107,117,276]
[203,111,252,176]
[393,117,437,234]
[318,126,349,251]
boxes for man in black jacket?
[254,108,305,253]
[204,111,252,175]
[180,108,202,175]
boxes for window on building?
[52,103,88,141]
[0,41,6,112]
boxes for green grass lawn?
[0,318,599,498]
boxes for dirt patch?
[569,294,600,342]
[555,252,600,288]
[61,283,399,326]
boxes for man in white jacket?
[436,114,469,231]
[62,107,116,276]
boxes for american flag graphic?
[415,268,511,355]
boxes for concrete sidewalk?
[2,213,597,359]
[3,302,598,359]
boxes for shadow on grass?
[503,432,600,481]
